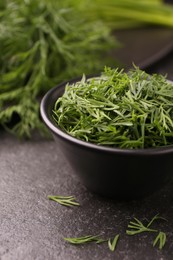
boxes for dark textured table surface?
[1,37,173,260]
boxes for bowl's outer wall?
[41,80,173,199]
[52,132,172,199]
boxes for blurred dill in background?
[0,0,173,138]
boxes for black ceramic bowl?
[40,78,173,200]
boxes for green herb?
[96,238,108,244]
[64,234,121,250]
[53,66,173,149]
[126,216,159,235]
[126,214,167,236]
[2,0,173,138]
[84,0,173,29]
[62,214,168,251]
[0,0,116,137]
[48,195,80,207]
[153,231,167,250]
[108,234,120,251]
[64,235,106,244]
[146,213,167,228]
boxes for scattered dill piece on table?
[126,214,167,236]
[126,216,158,236]
[48,195,80,207]
[126,214,167,250]
[64,235,105,244]
[153,231,167,250]
[108,234,120,251]
[146,213,167,228]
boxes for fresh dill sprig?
[153,231,167,250]
[108,234,120,251]
[64,234,120,248]
[85,0,173,29]
[48,195,80,207]
[63,214,168,251]
[64,235,106,244]
[126,214,164,235]
[126,213,167,251]
[126,218,157,235]
[146,213,167,228]
[64,234,121,251]
[0,0,116,137]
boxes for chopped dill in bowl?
[52,66,173,149]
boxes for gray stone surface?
[1,130,173,260]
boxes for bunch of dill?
[0,0,116,137]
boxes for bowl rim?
[40,79,173,155]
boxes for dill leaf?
[48,195,80,207]
[126,216,158,235]
[64,235,104,244]
[153,231,167,250]
[147,213,167,228]
[108,234,120,251]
